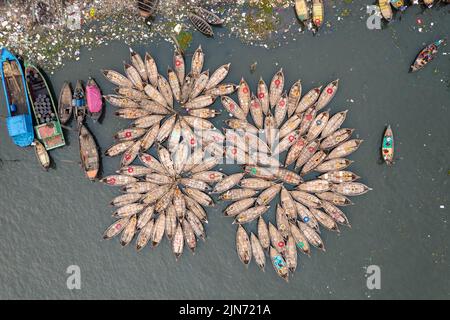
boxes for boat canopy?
[6,114,34,147]
[86,83,102,113]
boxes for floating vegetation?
[176,31,194,51]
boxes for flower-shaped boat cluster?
[216,71,371,281]
[99,47,234,258]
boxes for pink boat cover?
[86,84,103,113]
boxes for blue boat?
[1,48,34,147]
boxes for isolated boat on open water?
[410,39,446,73]
[79,124,99,181]
[382,125,394,165]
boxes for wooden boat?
[410,39,446,73]
[312,0,324,31]
[378,0,393,21]
[86,78,103,122]
[189,13,214,37]
[137,0,159,18]
[58,82,72,125]
[0,48,34,147]
[73,80,87,126]
[295,0,311,25]
[423,0,434,8]
[236,225,252,266]
[24,63,66,151]
[192,6,223,25]
[382,125,394,165]
[79,124,99,181]
[269,246,289,282]
[33,139,50,170]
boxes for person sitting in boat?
[9,103,17,116]
[385,137,392,147]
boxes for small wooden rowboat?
[73,80,87,126]
[137,0,159,18]
[378,0,393,21]
[192,6,223,25]
[312,0,324,31]
[24,63,66,151]
[423,0,434,8]
[79,124,99,181]
[410,39,446,73]
[86,77,103,122]
[58,82,72,125]
[33,139,50,170]
[382,125,394,165]
[189,13,214,37]
[1,48,35,147]
[295,0,311,26]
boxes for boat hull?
[86,78,103,122]
[410,40,445,73]
[25,63,66,151]
[58,82,72,125]
[382,125,394,165]
[79,124,99,181]
[74,80,87,126]
[295,0,310,22]
[0,48,34,147]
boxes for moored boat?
[312,0,324,33]
[236,225,252,266]
[86,77,103,122]
[378,0,393,21]
[192,6,223,25]
[295,0,311,26]
[79,124,99,181]
[0,48,34,147]
[189,13,214,37]
[410,39,446,73]
[269,246,289,282]
[58,82,72,125]
[33,139,50,170]
[136,0,159,18]
[24,62,65,151]
[73,80,87,126]
[423,0,434,8]
[382,125,394,165]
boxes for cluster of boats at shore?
[3,37,417,281]
[100,46,231,256]
[0,47,103,178]
[1,41,400,281]
[294,0,325,34]
[209,69,371,281]
[94,41,377,281]
[378,0,450,22]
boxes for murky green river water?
[0,3,449,299]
